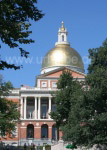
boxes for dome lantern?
[55,21,69,46]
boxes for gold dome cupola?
[41,22,84,74]
[55,21,69,46]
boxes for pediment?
[39,67,85,79]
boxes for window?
[62,35,64,41]
[41,104,48,119]
[41,124,48,139]
[52,125,58,140]
[41,82,47,88]
[27,124,34,139]
[52,82,57,88]
[52,104,56,112]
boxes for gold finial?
[61,21,65,31]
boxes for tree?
[83,38,107,147]
[0,76,19,136]
[51,39,107,149]
[0,0,44,70]
[50,71,84,138]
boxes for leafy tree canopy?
[0,76,20,136]
[50,71,83,131]
[51,39,107,148]
[0,0,44,70]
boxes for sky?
[1,0,107,88]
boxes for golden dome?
[41,44,84,73]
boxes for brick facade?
[0,68,85,146]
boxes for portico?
[20,96,53,120]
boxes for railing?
[21,87,57,91]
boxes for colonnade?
[20,97,52,120]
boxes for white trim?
[41,65,85,75]
[24,97,27,119]
[20,94,52,98]
[35,97,38,119]
[38,97,41,119]
[20,97,23,119]
[20,119,53,121]
[48,97,51,119]
[7,96,20,98]
[48,80,50,88]
[37,79,40,88]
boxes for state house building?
[1,22,85,146]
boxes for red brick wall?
[0,121,62,141]
[46,69,85,78]
[6,98,19,103]
[35,127,41,139]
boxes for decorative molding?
[36,123,39,126]
[21,123,25,126]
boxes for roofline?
[38,66,86,78]
[41,65,84,72]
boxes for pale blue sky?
[1,0,107,87]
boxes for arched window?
[41,124,48,139]
[52,124,58,140]
[62,35,64,41]
[27,124,34,139]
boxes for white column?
[48,97,52,119]
[38,97,41,119]
[24,97,27,119]
[20,97,23,119]
[35,97,37,119]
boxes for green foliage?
[66,143,77,149]
[63,39,107,146]
[88,38,107,74]
[0,0,44,70]
[50,71,83,128]
[51,39,107,148]
[0,76,19,136]
[84,39,107,146]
